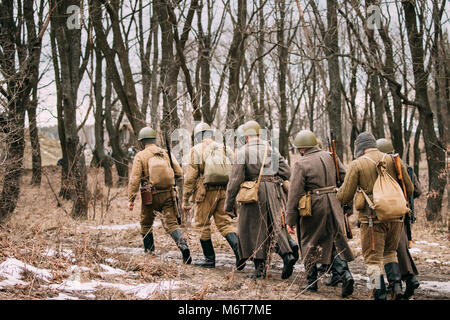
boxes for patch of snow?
[44,248,75,261]
[48,279,180,299]
[426,259,442,264]
[105,258,116,264]
[0,258,53,282]
[49,280,98,293]
[99,264,127,276]
[0,278,28,288]
[409,248,422,255]
[88,223,140,231]
[419,281,450,295]
[47,293,80,300]
[104,247,144,255]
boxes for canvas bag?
[298,191,312,216]
[236,143,269,204]
[360,154,409,221]
[203,143,232,185]
[148,149,175,189]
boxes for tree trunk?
[403,1,446,221]
[277,0,288,159]
[28,89,42,186]
[325,0,343,158]
[226,0,247,129]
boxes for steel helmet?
[194,122,212,136]
[294,130,318,148]
[376,138,394,154]
[243,120,261,136]
[138,127,156,141]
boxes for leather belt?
[260,175,276,182]
[309,186,338,195]
[205,185,226,190]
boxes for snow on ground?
[99,264,133,276]
[425,259,450,265]
[88,221,161,231]
[409,248,422,255]
[0,257,53,285]
[88,223,140,231]
[43,248,75,261]
[48,279,181,299]
[419,281,450,295]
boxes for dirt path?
[0,167,448,300]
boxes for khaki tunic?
[224,139,292,260]
[183,138,235,240]
[286,147,354,265]
[127,144,183,235]
[336,148,414,275]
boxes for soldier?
[236,124,299,266]
[182,122,242,269]
[337,132,414,300]
[286,130,355,298]
[376,138,421,299]
[128,127,192,264]
[224,120,296,280]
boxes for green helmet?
[236,124,246,145]
[194,122,212,136]
[376,138,394,153]
[243,120,261,136]
[138,127,156,141]
[294,130,318,148]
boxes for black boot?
[403,274,419,300]
[194,239,215,268]
[325,263,342,287]
[384,262,403,300]
[142,232,155,254]
[225,232,246,270]
[302,265,318,292]
[170,229,192,264]
[281,253,296,279]
[373,275,387,300]
[288,239,299,263]
[247,259,266,279]
[333,256,354,298]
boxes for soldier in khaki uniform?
[182,123,242,269]
[377,138,422,299]
[128,127,192,264]
[337,132,414,300]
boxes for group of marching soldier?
[127,120,421,300]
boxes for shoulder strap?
[256,143,269,187]
[358,187,375,210]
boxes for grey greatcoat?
[286,147,354,266]
[224,139,293,260]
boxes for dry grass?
[0,162,448,300]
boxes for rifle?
[164,130,182,225]
[328,132,353,239]
[392,153,413,248]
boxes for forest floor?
[0,166,448,300]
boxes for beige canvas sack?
[236,143,269,204]
[360,154,409,221]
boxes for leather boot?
[403,274,419,300]
[247,259,266,279]
[333,256,354,298]
[142,233,155,254]
[194,239,215,268]
[302,265,318,292]
[325,263,342,287]
[373,275,387,300]
[281,253,296,279]
[288,239,299,263]
[225,232,246,270]
[170,229,192,264]
[384,262,403,300]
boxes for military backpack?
[203,143,232,185]
[148,149,175,189]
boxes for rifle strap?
[255,143,269,189]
